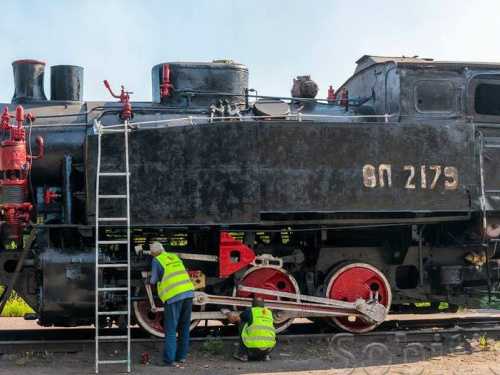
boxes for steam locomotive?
[1,55,499,336]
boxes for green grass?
[15,351,35,366]
[0,286,34,317]
[202,337,224,355]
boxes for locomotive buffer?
[94,120,132,373]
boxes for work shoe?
[156,360,176,367]
[233,353,248,362]
[263,355,271,361]
[176,358,187,364]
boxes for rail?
[3,318,500,350]
[25,113,397,130]
[26,112,471,130]
[101,113,394,129]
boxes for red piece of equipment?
[339,87,347,106]
[103,80,133,120]
[218,232,255,277]
[327,85,336,100]
[140,352,149,365]
[44,189,61,205]
[0,105,43,245]
[160,64,174,99]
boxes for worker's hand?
[142,276,149,285]
[220,308,230,315]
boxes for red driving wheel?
[133,285,202,337]
[234,267,299,333]
[325,262,391,333]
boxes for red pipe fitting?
[16,105,24,125]
[160,64,174,99]
[29,136,44,160]
[103,79,123,101]
[339,87,347,106]
[121,101,132,121]
[103,80,130,102]
[44,189,61,205]
[103,80,133,120]
[327,86,336,100]
[21,202,33,210]
[6,208,15,225]
[1,107,13,131]
[19,213,31,221]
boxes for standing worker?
[222,297,276,361]
[147,242,195,367]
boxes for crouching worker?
[222,297,276,362]
[147,242,195,367]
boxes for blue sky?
[1,0,499,103]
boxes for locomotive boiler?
[1,55,500,337]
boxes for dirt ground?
[2,333,500,375]
[4,316,500,374]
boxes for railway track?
[2,314,500,354]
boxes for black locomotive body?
[1,55,499,335]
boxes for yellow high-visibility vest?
[241,307,276,349]
[156,252,194,303]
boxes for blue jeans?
[163,297,192,364]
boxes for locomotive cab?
[340,55,500,123]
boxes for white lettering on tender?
[404,165,416,189]
[362,164,377,188]
[363,164,458,190]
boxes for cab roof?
[354,55,500,74]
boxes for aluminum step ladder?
[94,120,131,373]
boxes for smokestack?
[11,59,47,103]
[51,65,84,101]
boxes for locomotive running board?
[142,282,386,323]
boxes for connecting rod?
[142,282,387,323]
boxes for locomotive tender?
[1,55,500,336]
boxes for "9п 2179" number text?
[362,164,458,190]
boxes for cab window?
[415,80,455,113]
[475,83,500,116]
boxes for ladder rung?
[98,217,128,221]
[97,335,128,340]
[98,360,128,365]
[97,287,128,292]
[98,195,128,199]
[97,263,129,268]
[98,311,128,316]
[101,128,129,133]
[490,239,500,242]
[98,172,129,176]
[102,130,126,133]
[97,240,128,244]
[486,190,500,193]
